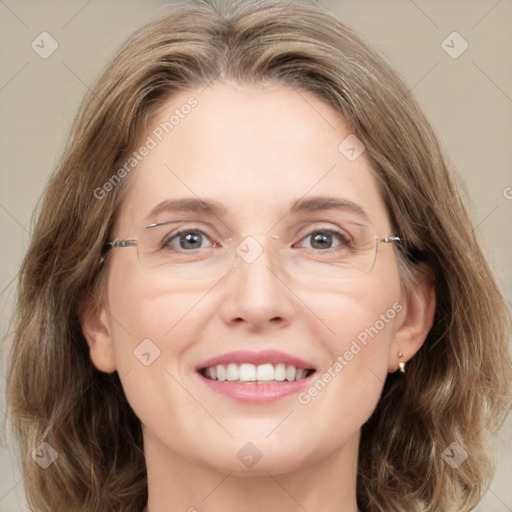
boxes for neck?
[142,430,360,512]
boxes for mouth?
[196,350,317,403]
[199,363,316,383]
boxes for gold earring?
[398,352,406,374]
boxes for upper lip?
[197,350,316,371]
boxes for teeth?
[239,363,256,381]
[296,368,306,380]
[286,365,296,382]
[274,363,287,381]
[256,363,274,381]
[226,363,239,381]
[202,363,312,382]
[217,365,226,382]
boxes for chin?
[186,432,328,477]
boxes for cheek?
[315,257,401,357]
[103,266,208,435]
[103,254,225,367]
[301,269,402,419]
[105,258,209,365]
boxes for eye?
[163,229,217,251]
[295,228,351,250]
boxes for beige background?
[0,1,511,510]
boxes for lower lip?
[198,373,316,403]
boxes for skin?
[81,81,435,512]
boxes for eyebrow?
[289,196,369,221]
[145,195,369,223]
[146,197,227,222]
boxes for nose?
[218,234,295,332]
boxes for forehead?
[117,81,390,233]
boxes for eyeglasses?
[102,218,400,285]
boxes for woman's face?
[92,81,409,475]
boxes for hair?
[4,1,511,511]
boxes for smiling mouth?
[199,363,315,383]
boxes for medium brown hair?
[4,1,511,511]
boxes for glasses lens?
[275,220,378,286]
[137,219,378,284]
[138,222,234,281]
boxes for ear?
[388,266,436,372]
[78,293,117,373]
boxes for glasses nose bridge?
[230,231,283,268]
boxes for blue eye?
[296,229,351,250]
[164,229,215,250]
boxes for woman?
[5,1,511,511]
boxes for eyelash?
[162,226,351,251]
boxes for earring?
[398,352,406,374]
